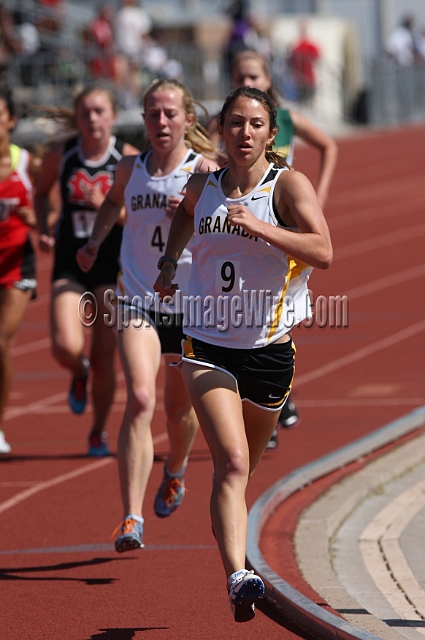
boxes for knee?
[52,337,81,367]
[214,449,249,484]
[126,385,155,419]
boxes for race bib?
[71,210,97,238]
[215,258,241,294]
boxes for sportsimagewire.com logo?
[78,289,349,332]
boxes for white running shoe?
[228,569,265,622]
[0,430,11,454]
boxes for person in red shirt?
[0,87,37,454]
[89,3,116,79]
[289,20,321,105]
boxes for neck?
[148,142,188,177]
[80,135,111,161]
[0,138,11,160]
[223,157,270,198]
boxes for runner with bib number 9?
[154,87,332,622]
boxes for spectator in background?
[224,0,256,73]
[0,3,22,71]
[114,0,152,108]
[416,26,425,61]
[288,19,321,105]
[36,0,65,35]
[386,14,416,66]
[115,0,152,64]
[13,11,40,56]
[88,3,116,80]
[141,28,184,83]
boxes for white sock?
[165,457,188,478]
[228,569,247,586]
[126,514,144,525]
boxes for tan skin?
[0,98,38,437]
[34,89,139,437]
[155,96,332,580]
[76,87,219,518]
[207,54,338,209]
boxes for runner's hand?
[76,240,100,272]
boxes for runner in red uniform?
[0,88,37,454]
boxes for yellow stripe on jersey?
[255,186,272,195]
[10,144,21,171]
[117,271,125,297]
[266,257,309,343]
[183,336,195,358]
[207,179,218,188]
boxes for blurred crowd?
[0,0,329,114]
[385,13,425,66]
[0,0,186,110]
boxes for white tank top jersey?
[186,163,313,348]
[118,148,202,312]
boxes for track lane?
[1,124,424,639]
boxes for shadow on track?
[89,629,168,639]
[0,556,134,585]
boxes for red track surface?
[1,124,425,640]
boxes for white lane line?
[4,371,124,421]
[0,482,41,487]
[7,320,425,420]
[6,399,424,418]
[11,337,51,357]
[295,319,425,387]
[328,195,424,230]
[0,431,168,516]
[12,262,425,363]
[4,392,68,420]
[8,402,165,414]
[294,398,425,407]
[344,263,425,301]
[334,222,425,261]
[0,458,112,515]
[359,478,425,630]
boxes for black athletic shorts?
[181,336,296,410]
[117,301,184,355]
[52,227,122,291]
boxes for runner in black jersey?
[35,86,139,456]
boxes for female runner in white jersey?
[208,50,338,439]
[76,79,219,551]
[154,87,333,622]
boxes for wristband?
[157,255,178,270]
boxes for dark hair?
[0,87,16,119]
[218,87,292,169]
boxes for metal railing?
[366,57,425,126]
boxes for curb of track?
[246,404,425,639]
